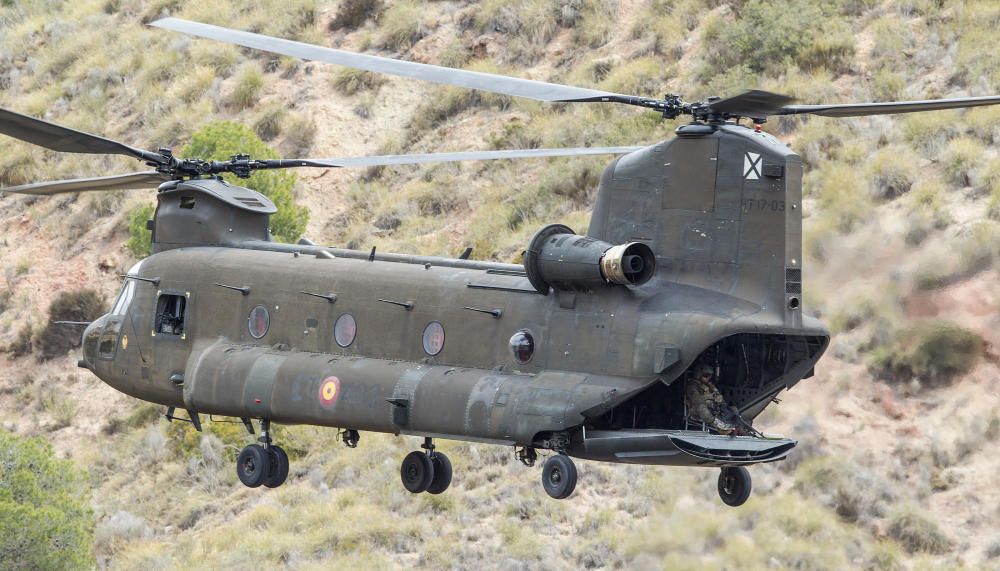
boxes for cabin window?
[334,313,357,348]
[510,330,535,364]
[248,305,269,339]
[155,294,187,336]
[422,321,445,356]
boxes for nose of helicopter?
[79,314,107,370]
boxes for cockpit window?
[111,261,143,316]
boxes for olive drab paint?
[79,123,828,470]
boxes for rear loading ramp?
[569,428,796,467]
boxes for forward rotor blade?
[0,107,166,164]
[708,90,795,119]
[776,95,1000,117]
[3,171,168,195]
[261,146,644,170]
[151,18,632,104]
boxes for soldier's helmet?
[698,364,714,379]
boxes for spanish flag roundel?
[319,376,341,408]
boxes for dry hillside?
[1,0,1000,569]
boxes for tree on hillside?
[182,122,309,244]
[0,431,94,570]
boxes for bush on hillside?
[329,0,383,30]
[35,289,107,361]
[867,145,919,200]
[0,430,94,570]
[702,0,854,77]
[942,137,985,187]
[182,121,309,243]
[126,203,155,259]
[869,321,983,387]
[886,506,952,554]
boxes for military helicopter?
[5,16,1000,507]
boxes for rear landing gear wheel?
[236,444,270,488]
[718,466,752,507]
[541,454,577,500]
[426,452,453,495]
[401,450,435,493]
[263,445,289,488]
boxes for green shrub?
[701,0,853,77]
[570,2,616,48]
[870,69,905,101]
[941,137,985,187]
[330,68,386,95]
[279,112,318,157]
[792,456,893,523]
[182,122,309,243]
[6,323,34,358]
[252,104,287,141]
[902,111,960,154]
[126,203,155,258]
[35,289,107,361]
[470,0,561,64]
[0,430,94,569]
[867,145,919,199]
[870,321,983,387]
[886,506,952,554]
[989,186,1000,221]
[226,63,265,110]
[377,0,433,51]
[329,0,382,30]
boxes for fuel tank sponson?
[524,223,656,294]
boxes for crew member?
[685,364,742,435]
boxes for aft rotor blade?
[3,171,168,195]
[0,107,167,164]
[151,18,634,104]
[776,95,1000,117]
[260,146,644,170]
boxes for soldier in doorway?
[685,364,743,435]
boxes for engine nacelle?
[523,224,656,295]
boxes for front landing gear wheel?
[263,445,290,488]
[426,452,453,495]
[718,466,752,507]
[237,444,270,488]
[401,451,435,493]
[541,454,577,499]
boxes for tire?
[236,444,270,488]
[541,454,577,500]
[263,445,289,488]
[718,466,752,507]
[400,451,435,493]
[426,452,453,495]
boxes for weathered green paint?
[80,125,829,467]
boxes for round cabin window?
[422,321,445,356]
[248,305,269,339]
[509,330,535,364]
[334,313,357,348]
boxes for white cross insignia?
[743,152,762,180]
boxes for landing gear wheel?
[426,452,453,495]
[718,466,752,507]
[541,454,577,500]
[400,451,435,493]
[236,444,270,488]
[263,445,290,488]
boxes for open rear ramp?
[569,428,796,467]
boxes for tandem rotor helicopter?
[4,17,1000,506]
